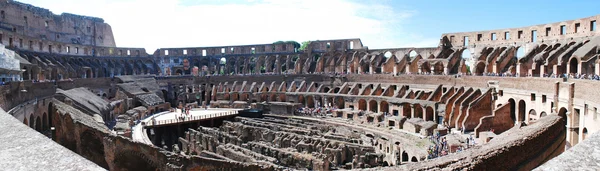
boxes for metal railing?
[143,110,238,127]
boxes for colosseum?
[0,1,598,170]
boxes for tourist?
[466,137,470,148]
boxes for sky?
[18,0,600,53]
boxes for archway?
[425,106,434,121]
[409,51,418,58]
[540,112,547,117]
[335,97,345,109]
[402,151,409,162]
[414,104,423,119]
[529,109,537,121]
[461,48,471,59]
[569,58,579,74]
[42,112,48,131]
[515,47,525,59]
[433,62,444,75]
[411,156,418,162]
[48,102,54,129]
[509,99,516,122]
[558,107,569,148]
[358,99,367,111]
[583,127,588,140]
[298,95,305,106]
[85,69,92,78]
[384,51,393,58]
[475,62,486,75]
[380,101,389,114]
[306,96,315,108]
[421,62,432,74]
[369,100,378,113]
[29,114,34,128]
[518,100,526,122]
[35,116,42,132]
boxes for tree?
[299,41,311,51]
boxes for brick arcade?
[0,0,599,170]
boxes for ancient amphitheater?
[0,0,599,170]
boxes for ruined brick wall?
[373,115,566,171]
[0,0,115,47]
[442,15,599,48]
[49,99,270,170]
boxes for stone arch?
[515,46,526,59]
[529,109,537,121]
[369,100,378,113]
[411,156,418,162]
[518,100,526,122]
[408,50,418,58]
[474,61,486,75]
[335,97,345,109]
[583,127,588,140]
[425,106,434,121]
[323,87,331,93]
[35,116,42,132]
[42,112,48,131]
[231,92,239,101]
[402,151,409,162]
[380,101,389,113]
[358,99,367,111]
[48,102,54,129]
[306,95,315,108]
[85,68,92,78]
[279,94,287,102]
[433,62,445,75]
[29,113,34,128]
[558,107,569,147]
[509,98,516,122]
[384,51,393,58]
[298,95,305,105]
[569,57,579,74]
[414,104,423,119]
[420,61,432,74]
[461,48,471,59]
[540,111,547,117]
[333,87,340,94]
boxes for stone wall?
[49,99,271,170]
[366,115,566,171]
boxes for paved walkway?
[132,108,241,145]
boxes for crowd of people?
[177,106,192,121]
[427,132,449,159]
[296,103,337,117]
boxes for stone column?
[405,65,411,74]
[596,63,600,75]
[540,65,545,77]
[393,65,397,75]
[410,104,415,118]
[276,56,282,74]
[516,63,521,76]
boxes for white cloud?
[19,0,438,53]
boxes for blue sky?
[18,0,600,52]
